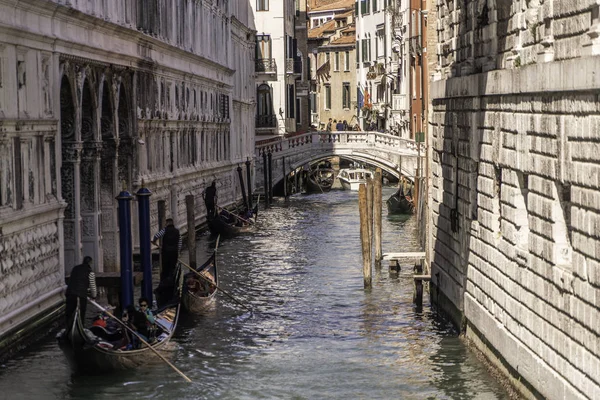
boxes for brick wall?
[429,0,600,399]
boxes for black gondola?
[182,250,218,314]
[58,266,184,372]
[207,207,256,237]
[305,167,335,194]
[386,184,414,214]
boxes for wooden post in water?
[374,169,383,267]
[414,259,424,307]
[366,176,373,244]
[157,200,166,279]
[185,195,196,269]
[359,184,372,288]
[282,156,287,200]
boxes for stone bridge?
[254,131,421,191]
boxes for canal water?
[0,188,509,399]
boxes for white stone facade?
[252,0,300,136]
[430,1,600,398]
[0,0,255,339]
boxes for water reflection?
[0,188,508,399]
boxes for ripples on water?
[0,188,508,400]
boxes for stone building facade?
[0,0,255,347]
[429,0,600,398]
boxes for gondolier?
[203,181,218,218]
[152,218,182,283]
[65,256,97,327]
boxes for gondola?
[305,167,335,193]
[58,266,184,372]
[386,184,414,214]
[182,248,218,314]
[207,206,257,237]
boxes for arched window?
[256,84,274,127]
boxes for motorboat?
[337,168,374,191]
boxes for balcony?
[286,58,303,75]
[256,114,277,128]
[255,58,277,74]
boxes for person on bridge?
[203,181,218,218]
[65,256,97,327]
[336,120,344,131]
[326,118,333,132]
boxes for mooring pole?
[116,187,134,310]
[359,184,372,289]
[267,152,273,204]
[185,194,197,269]
[366,176,374,244]
[262,151,269,208]
[136,184,153,304]
[237,165,248,210]
[374,169,383,267]
[282,156,287,200]
[246,158,253,209]
[157,200,166,284]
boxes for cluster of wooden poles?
[358,168,384,289]
[358,169,428,306]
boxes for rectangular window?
[326,52,330,63]
[257,0,269,11]
[345,51,350,71]
[342,83,351,109]
[325,85,331,110]
[310,92,317,113]
[334,52,339,71]
[360,0,366,14]
[373,0,377,12]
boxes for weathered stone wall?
[0,0,255,343]
[430,0,600,399]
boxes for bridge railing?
[255,131,419,158]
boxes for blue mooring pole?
[246,158,253,210]
[237,165,248,210]
[136,185,153,304]
[116,188,134,310]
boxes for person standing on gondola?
[203,181,218,218]
[65,256,97,327]
[152,218,182,283]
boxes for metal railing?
[256,114,277,128]
[286,58,303,74]
[255,58,277,74]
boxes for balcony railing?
[255,58,277,74]
[256,114,277,128]
[286,58,303,74]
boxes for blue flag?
[357,87,364,110]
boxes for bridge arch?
[255,131,420,192]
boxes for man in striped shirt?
[65,256,97,327]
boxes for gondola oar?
[87,298,193,383]
[178,258,253,313]
[215,205,255,225]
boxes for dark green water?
[0,188,509,399]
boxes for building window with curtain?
[342,83,351,109]
[345,51,350,71]
[324,84,331,110]
[256,84,275,127]
[257,0,269,11]
[334,52,339,71]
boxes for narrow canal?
[0,188,509,399]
